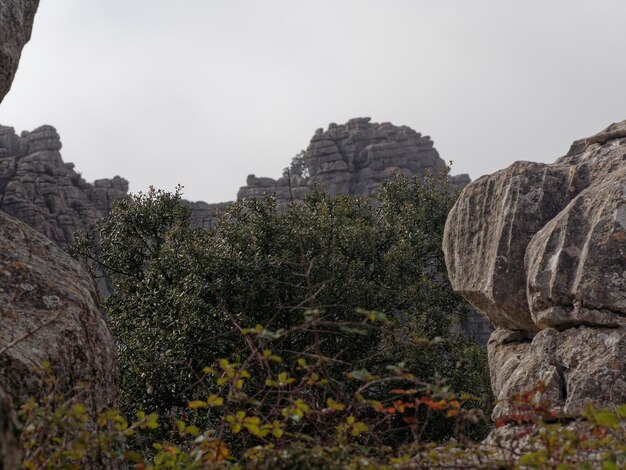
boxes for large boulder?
[0,210,118,468]
[0,210,118,405]
[443,121,626,419]
[0,0,39,103]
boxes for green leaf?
[595,410,619,428]
[188,400,208,409]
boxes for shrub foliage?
[74,171,491,440]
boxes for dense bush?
[74,171,491,444]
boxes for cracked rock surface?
[443,121,626,419]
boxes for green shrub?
[73,171,491,444]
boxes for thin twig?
[0,309,63,356]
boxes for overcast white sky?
[2,0,626,202]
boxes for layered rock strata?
[237,117,471,204]
[0,125,129,245]
[443,121,626,419]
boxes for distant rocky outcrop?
[236,117,470,212]
[0,125,129,245]
[0,0,39,104]
[443,121,626,420]
[0,118,471,238]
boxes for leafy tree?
[282,150,309,178]
[74,171,491,444]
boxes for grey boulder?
[443,121,626,419]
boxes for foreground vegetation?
[12,171,626,467]
[17,355,626,468]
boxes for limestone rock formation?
[0,124,129,245]
[443,121,626,419]
[0,210,118,405]
[0,118,468,243]
[237,117,471,205]
[0,0,39,104]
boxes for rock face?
[0,0,39,103]
[0,208,118,463]
[0,209,118,403]
[0,125,129,245]
[443,121,626,419]
[237,117,471,206]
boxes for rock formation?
[237,117,471,209]
[0,209,119,467]
[0,118,471,238]
[0,210,118,407]
[443,121,626,420]
[0,124,129,245]
[0,0,39,104]
[1,2,40,466]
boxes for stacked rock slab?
[443,121,626,420]
[238,117,471,203]
[0,124,129,246]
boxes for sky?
[2,0,626,203]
